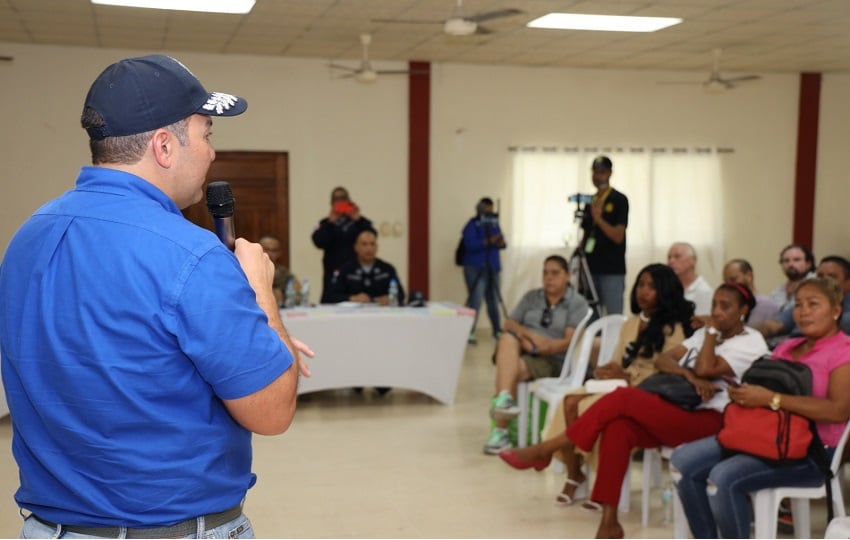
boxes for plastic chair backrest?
[554,307,594,383]
[565,314,627,389]
[829,420,850,473]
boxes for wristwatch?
[769,393,782,411]
[707,326,719,336]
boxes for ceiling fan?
[328,34,413,84]
[372,0,523,36]
[660,49,761,93]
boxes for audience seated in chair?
[722,258,779,326]
[755,255,850,345]
[497,263,694,506]
[326,228,405,306]
[259,234,300,307]
[671,276,850,539]
[483,255,589,455]
[769,243,816,312]
[494,283,767,538]
[667,242,713,316]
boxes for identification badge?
[585,237,596,254]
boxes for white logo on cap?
[203,92,239,114]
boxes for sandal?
[554,478,588,506]
[580,500,603,513]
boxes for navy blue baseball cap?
[592,155,613,170]
[83,54,247,140]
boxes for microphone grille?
[206,181,235,218]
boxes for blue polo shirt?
[0,167,292,526]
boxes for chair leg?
[642,448,660,527]
[531,395,541,444]
[789,498,811,539]
[619,468,631,513]
[752,490,780,539]
[672,489,689,539]
[517,383,528,448]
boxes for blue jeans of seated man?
[21,512,255,539]
[671,435,830,539]
[590,273,624,317]
[463,265,501,336]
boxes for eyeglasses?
[540,306,553,328]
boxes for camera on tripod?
[568,193,594,205]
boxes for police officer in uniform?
[328,228,406,305]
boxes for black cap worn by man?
[83,54,247,140]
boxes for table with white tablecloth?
[281,302,474,405]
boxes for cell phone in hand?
[722,375,740,388]
[333,201,356,215]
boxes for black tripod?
[569,197,604,318]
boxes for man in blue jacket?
[461,197,507,344]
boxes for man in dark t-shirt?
[580,155,629,316]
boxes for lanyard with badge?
[583,186,612,254]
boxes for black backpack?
[454,237,465,266]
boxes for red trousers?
[566,387,722,507]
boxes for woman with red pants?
[567,283,768,538]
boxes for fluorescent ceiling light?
[527,13,681,32]
[91,0,255,14]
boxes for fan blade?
[375,69,413,75]
[657,81,702,85]
[721,74,761,83]
[337,72,359,79]
[467,8,522,23]
[371,17,443,25]
[328,63,359,72]
[0,55,12,62]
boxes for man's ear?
[151,129,174,168]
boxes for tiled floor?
[0,330,833,538]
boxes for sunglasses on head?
[540,306,553,328]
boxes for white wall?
[2,41,847,315]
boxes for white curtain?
[502,147,726,312]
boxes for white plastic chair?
[750,420,850,539]
[516,307,593,448]
[525,313,626,447]
[641,445,677,528]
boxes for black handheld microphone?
[205,181,236,251]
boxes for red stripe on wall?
[408,61,431,296]
[793,72,821,247]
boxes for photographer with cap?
[460,197,507,344]
[579,156,629,316]
[0,55,311,538]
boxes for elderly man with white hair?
[667,242,713,315]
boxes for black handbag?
[637,347,701,410]
[637,372,702,410]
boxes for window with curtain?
[501,146,726,312]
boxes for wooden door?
[183,151,290,266]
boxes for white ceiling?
[2,0,850,74]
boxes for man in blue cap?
[0,55,310,538]
[579,155,629,316]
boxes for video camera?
[568,193,594,205]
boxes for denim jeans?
[671,436,829,539]
[463,265,501,335]
[20,512,255,539]
[590,273,625,316]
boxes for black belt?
[31,504,242,539]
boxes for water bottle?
[388,279,399,307]
[284,278,296,309]
[661,484,674,524]
[300,279,310,307]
